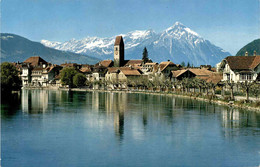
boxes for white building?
[21,56,61,87]
[218,55,260,83]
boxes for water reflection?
[3,90,260,167]
[18,90,260,141]
[1,92,21,118]
[221,107,260,137]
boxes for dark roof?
[24,56,48,66]
[225,56,260,70]
[114,36,124,45]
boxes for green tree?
[142,47,149,63]
[73,73,86,88]
[240,81,254,102]
[251,83,260,99]
[187,62,191,68]
[226,80,235,100]
[60,67,78,88]
[1,62,21,93]
[181,61,186,68]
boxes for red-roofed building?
[105,67,142,82]
[21,56,62,87]
[157,60,179,79]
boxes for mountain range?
[1,33,100,64]
[41,22,231,66]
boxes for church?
[113,36,143,68]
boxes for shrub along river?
[1,90,260,167]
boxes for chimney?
[245,51,248,56]
[168,60,170,62]
[254,50,256,56]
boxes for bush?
[1,62,21,92]
[73,73,86,88]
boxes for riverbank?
[56,87,260,112]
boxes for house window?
[226,74,230,80]
[240,74,252,80]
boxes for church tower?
[114,36,124,67]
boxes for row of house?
[16,36,260,88]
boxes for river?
[1,90,260,167]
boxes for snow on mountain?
[41,22,231,66]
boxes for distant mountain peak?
[165,22,200,37]
[41,22,231,66]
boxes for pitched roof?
[99,60,113,67]
[189,68,213,76]
[24,56,48,66]
[107,67,120,73]
[206,73,223,84]
[80,66,92,73]
[121,68,142,76]
[225,56,260,70]
[171,69,197,78]
[171,69,187,78]
[114,36,124,45]
[159,61,176,71]
[107,67,141,76]
[125,60,143,66]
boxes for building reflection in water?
[22,89,49,113]
[221,107,259,137]
[22,89,64,113]
[21,90,260,144]
[108,93,126,142]
[90,92,126,142]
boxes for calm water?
[1,90,260,167]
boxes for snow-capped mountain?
[41,22,231,66]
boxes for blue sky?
[2,0,259,54]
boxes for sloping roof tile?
[24,56,48,66]
[125,60,143,66]
[225,56,260,70]
[159,61,176,71]
[189,68,213,76]
[107,67,141,76]
[120,68,141,76]
[99,60,113,67]
[206,73,223,84]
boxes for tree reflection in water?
[17,89,260,142]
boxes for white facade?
[222,63,260,83]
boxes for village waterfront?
[1,89,260,167]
